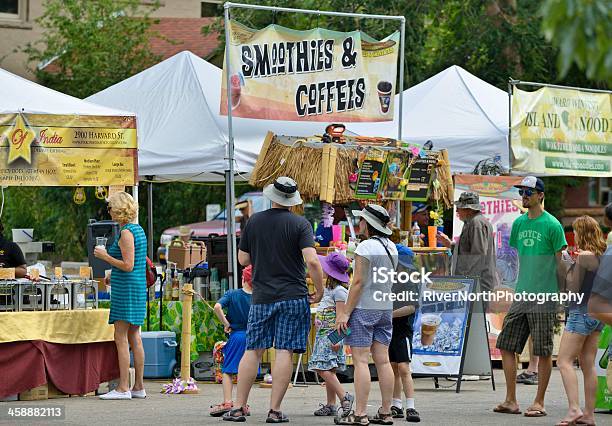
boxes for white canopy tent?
[0,67,134,116]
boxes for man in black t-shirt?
[0,222,27,308]
[224,177,324,424]
[0,222,27,277]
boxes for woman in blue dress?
[94,191,147,400]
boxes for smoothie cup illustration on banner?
[230,73,242,110]
[420,314,442,346]
[377,81,392,114]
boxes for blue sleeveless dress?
[108,223,147,326]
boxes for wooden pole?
[180,283,194,383]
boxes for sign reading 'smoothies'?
[221,20,400,122]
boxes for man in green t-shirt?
[494,176,567,418]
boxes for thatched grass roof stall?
[249,132,453,208]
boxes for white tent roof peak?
[87,50,328,181]
[398,64,507,137]
[87,50,229,180]
[349,65,509,172]
[0,67,134,116]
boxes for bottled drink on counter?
[172,272,180,301]
[163,269,173,301]
[411,222,421,248]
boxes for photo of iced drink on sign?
[420,314,441,346]
[230,73,241,110]
[377,81,392,114]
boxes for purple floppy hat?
[318,252,350,283]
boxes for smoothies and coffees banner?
[221,20,400,122]
[511,86,612,177]
[453,175,523,360]
[411,277,475,376]
[0,114,138,186]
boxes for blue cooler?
[132,331,177,378]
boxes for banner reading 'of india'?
[511,86,612,177]
[0,113,138,186]
[221,20,400,122]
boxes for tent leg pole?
[147,180,154,260]
[224,4,238,291]
[394,18,405,230]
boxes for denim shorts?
[565,311,603,336]
[345,308,392,348]
[246,297,310,353]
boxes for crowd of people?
[96,177,612,426]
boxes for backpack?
[146,257,158,288]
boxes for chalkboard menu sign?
[404,156,437,201]
[355,149,387,200]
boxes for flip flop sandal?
[493,405,521,415]
[524,409,547,418]
[575,420,596,426]
[266,409,289,423]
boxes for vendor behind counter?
[0,221,27,278]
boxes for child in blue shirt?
[210,265,253,417]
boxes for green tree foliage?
[541,0,612,84]
[22,0,163,98]
[1,0,167,260]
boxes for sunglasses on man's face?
[518,188,536,197]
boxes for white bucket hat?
[263,176,303,207]
[352,204,392,235]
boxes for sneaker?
[405,408,421,423]
[131,389,146,399]
[340,392,354,417]
[391,405,404,418]
[211,401,234,417]
[99,389,132,400]
[314,404,337,416]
